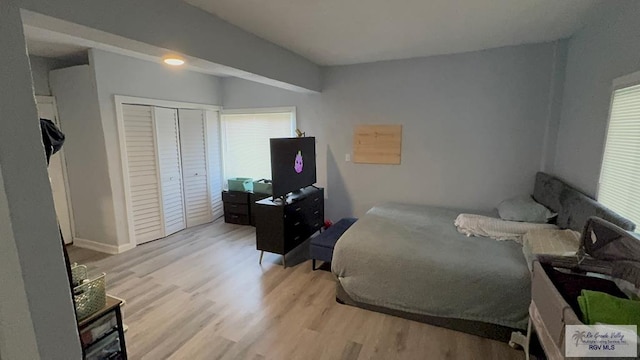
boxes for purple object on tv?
[270,137,316,198]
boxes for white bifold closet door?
[178,109,213,227]
[154,107,187,236]
[206,110,224,220]
[122,104,220,245]
[122,104,164,244]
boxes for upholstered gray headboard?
[532,172,635,232]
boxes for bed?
[331,172,635,341]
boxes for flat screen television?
[270,137,317,198]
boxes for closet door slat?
[155,107,187,236]
[122,104,163,244]
[179,109,213,227]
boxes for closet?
[121,104,221,245]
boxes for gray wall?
[28,55,88,96]
[20,0,320,92]
[50,65,114,247]
[0,1,81,358]
[553,1,640,195]
[223,42,567,220]
[0,164,40,360]
[51,50,223,247]
[90,49,223,246]
[28,55,55,96]
[2,0,316,356]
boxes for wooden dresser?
[222,191,251,225]
[254,187,324,267]
[222,191,271,226]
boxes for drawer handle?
[314,198,319,202]
[295,207,302,212]
[231,204,238,208]
[294,221,300,226]
[314,223,319,227]
[314,210,319,215]
[231,215,238,219]
[294,236,301,241]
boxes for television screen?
[270,137,317,198]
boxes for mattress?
[331,202,531,330]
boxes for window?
[598,80,640,227]
[221,108,295,183]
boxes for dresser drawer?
[225,213,250,225]
[222,191,249,204]
[284,203,305,224]
[306,216,323,232]
[284,216,307,233]
[304,204,323,220]
[285,227,306,242]
[284,228,308,252]
[224,203,249,215]
[307,192,323,206]
[285,202,305,215]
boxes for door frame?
[114,95,220,248]
[36,95,76,244]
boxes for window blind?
[598,83,640,228]
[221,111,294,182]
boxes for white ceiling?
[185,0,602,66]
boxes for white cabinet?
[121,104,221,245]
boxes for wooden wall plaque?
[353,124,402,164]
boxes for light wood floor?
[69,219,525,360]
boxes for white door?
[122,104,164,244]
[36,96,74,244]
[154,107,186,236]
[178,109,213,227]
[206,110,224,220]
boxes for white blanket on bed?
[454,213,558,243]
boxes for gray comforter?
[331,203,530,330]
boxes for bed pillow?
[521,229,581,270]
[498,195,555,223]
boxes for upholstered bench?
[309,217,357,270]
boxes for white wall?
[223,42,567,220]
[553,1,640,195]
[0,1,81,358]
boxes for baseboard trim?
[73,238,135,254]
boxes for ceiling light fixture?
[163,56,185,66]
